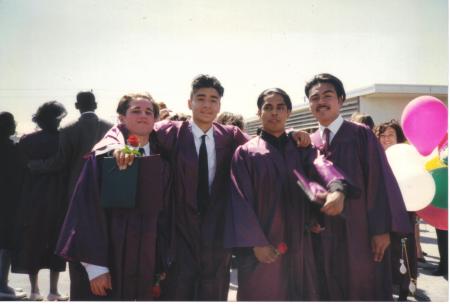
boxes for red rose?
[127,135,139,147]
[151,285,161,299]
[276,242,288,255]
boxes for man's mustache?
[316,104,330,112]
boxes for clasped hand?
[253,245,279,264]
[317,191,345,216]
[90,272,112,296]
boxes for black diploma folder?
[100,157,140,208]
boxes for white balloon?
[386,143,436,211]
[394,171,435,211]
[386,144,426,173]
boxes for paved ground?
[3,222,448,302]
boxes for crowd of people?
[0,73,447,302]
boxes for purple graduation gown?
[153,120,249,301]
[56,128,170,301]
[310,120,412,301]
[224,135,342,301]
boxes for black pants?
[435,229,448,274]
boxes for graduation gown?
[224,133,345,301]
[310,120,411,301]
[153,120,249,301]
[56,127,171,301]
[12,130,67,273]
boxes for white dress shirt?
[318,114,344,144]
[82,141,151,280]
[139,142,151,156]
[81,262,109,281]
[190,121,216,189]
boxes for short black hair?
[374,119,406,143]
[305,73,346,101]
[116,92,160,119]
[351,112,375,130]
[32,101,67,132]
[216,112,245,130]
[76,91,97,112]
[257,88,292,111]
[0,111,16,139]
[190,74,224,98]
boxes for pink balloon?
[416,204,448,230]
[401,96,448,156]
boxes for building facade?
[244,84,448,136]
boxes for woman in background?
[12,101,69,301]
[375,119,418,301]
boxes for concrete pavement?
[3,222,448,302]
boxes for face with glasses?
[258,93,291,137]
[119,99,155,137]
[308,82,343,127]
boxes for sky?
[0,0,448,135]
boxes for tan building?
[245,84,448,136]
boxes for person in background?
[0,112,27,300]
[216,112,245,131]
[375,119,418,301]
[433,229,448,277]
[305,73,411,301]
[350,112,375,130]
[26,91,113,300]
[158,102,173,121]
[169,112,191,121]
[12,101,68,301]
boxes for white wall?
[359,95,448,125]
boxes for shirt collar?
[142,143,150,156]
[260,130,288,151]
[190,121,214,140]
[319,114,344,138]
[80,111,96,116]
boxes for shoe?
[422,251,428,256]
[47,293,69,301]
[29,292,44,301]
[0,287,27,300]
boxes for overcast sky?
[0,0,448,135]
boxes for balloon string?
[401,238,410,279]
[438,133,448,149]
